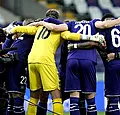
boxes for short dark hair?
[45,9,60,19]
[101,13,115,21]
[23,18,34,26]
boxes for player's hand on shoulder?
[3,21,17,35]
[90,33,106,44]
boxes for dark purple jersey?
[105,25,120,53]
[2,34,34,93]
[103,24,120,96]
[67,19,100,63]
[3,34,34,64]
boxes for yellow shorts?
[28,63,60,91]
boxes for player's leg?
[65,59,81,115]
[80,60,97,115]
[26,65,48,115]
[27,63,41,115]
[6,96,14,115]
[106,97,119,115]
[27,89,49,115]
[59,71,70,103]
[70,92,81,115]
[85,93,97,115]
[6,62,26,115]
[27,90,39,115]
[36,90,49,115]
[51,89,64,115]
[40,64,64,115]
[105,62,120,115]
[79,92,86,115]
[8,93,25,115]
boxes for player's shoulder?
[74,20,91,25]
[91,18,101,23]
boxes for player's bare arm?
[61,31,105,44]
[67,41,99,51]
[95,18,120,29]
[42,22,68,31]
[29,20,68,31]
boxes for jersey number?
[37,27,51,39]
[20,76,27,85]
[111,28,120,48]
[74,24,91,35]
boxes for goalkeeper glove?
[89,33,105,44]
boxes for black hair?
[101,13,115,21]
[46,9,60,19]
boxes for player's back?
[28,26,62,65]
[66,19,99,63]
[105,24,120,53]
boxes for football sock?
[13,97,25,115]
[36,102,47,115]
[53,98,64,115]
[6,98,14,115]
[106,97,120,115]
[27,97,39,115]
[86,97,97,115]
[70,97,80,115]
[79,93,86,115]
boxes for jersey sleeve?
[66,21,75,31]
[61,31,81,41]
[92,19,101,23]
[12,26,38,35]
[44,17,63,24]
[2,38,14,49]
[92,19,101,28]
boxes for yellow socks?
[27,97,39,115]
[53,98,64,115]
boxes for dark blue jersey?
[105,25,120,53]
[3,34,34,64]
[66,19,100,63]
[58,41,68,74]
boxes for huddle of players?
[2,8,120,115]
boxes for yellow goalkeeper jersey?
[12,25,81,65]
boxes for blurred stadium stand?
[1,0,120,21]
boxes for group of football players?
[0,8,120,115]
